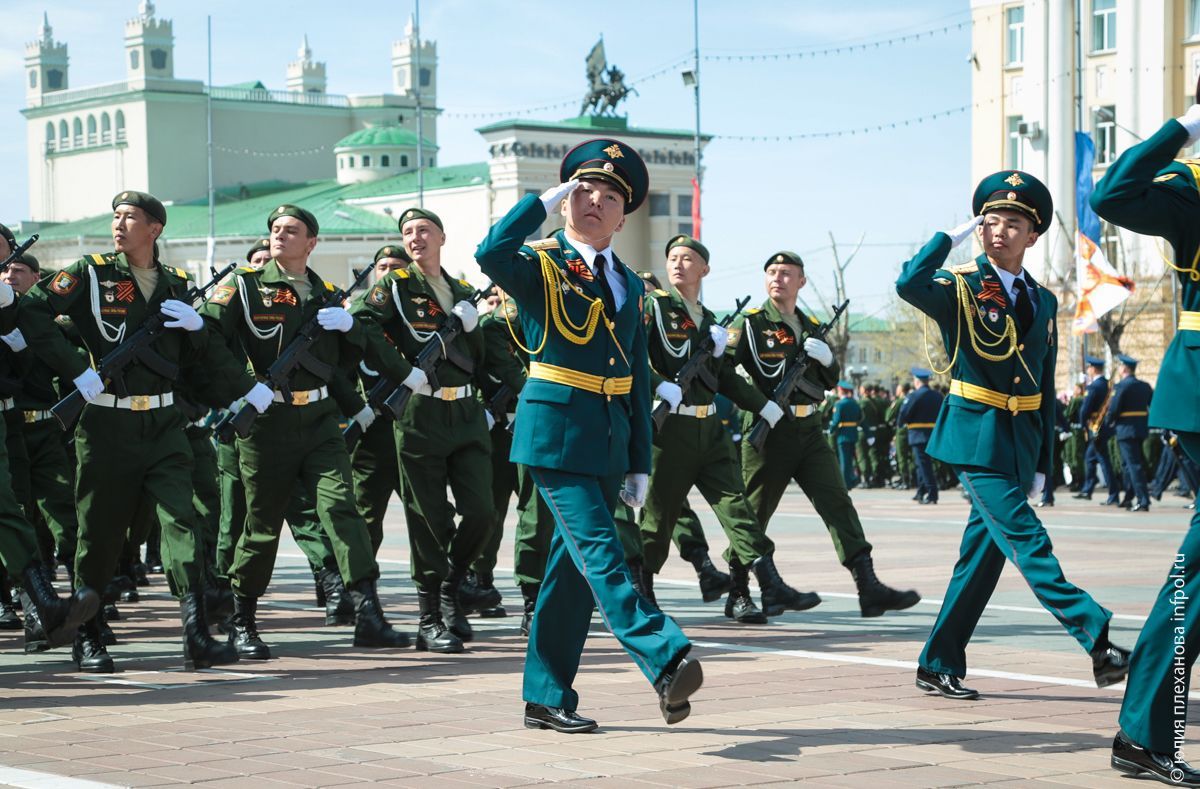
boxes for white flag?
[1072,231,1133,335]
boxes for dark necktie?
[593,256,617,317]
[1012,277,1034,336]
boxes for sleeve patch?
[209,284,236,306]
[727,326,743,348]
[367,285,390,306]
[49,270,79,296]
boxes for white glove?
[317,307,354,333]
[539,179,581,214]
[709,325,728,357]
[401,367,428,392]
[452,300,479,333]
[759,400,785,428]
[803,337,833,368]
[243,382,274,414]
[352,405,376,431]
[160,299,204,332]
[947,215,984,248]
[1177,103,1200,145]
[1027,471,1046,500]
[1058,431,1071,442]
[619,472,649,509]
[0,282,13,309]
[867,437,876,446]
[485,410,496,431]
[655,381,683,410]
[1,329,27,352]
[73,368,104,402]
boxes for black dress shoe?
[1092,642,1131,687]
[655,655,703,724]
[1112,731,1200,786]
[919,497,937,505]
[523,703,597,733]
[1035,500,1054,508]
[1073,492,1092,500]
[1131,503,1150,512]
[915,667,979,699]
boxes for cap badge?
[1004,172,1024,187]
[277,206,287,213]
[120,192,130,200]
[1006,191,1017,200]
[603,162,615,172]
[775,254,785,264]
[603,143,624,159]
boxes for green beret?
[374,244,411,263]
[112,190,166,226]
[560,137,649,214]
[638,270,662,290]
[972,170,1052,234]
[268,204,319,236]
[0,223,15,250]
[245,238,270,262]
[397,207,443,231]
[18,252,39,272]
[763,250,804,271]
[665,234,709,263]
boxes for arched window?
[45,122,55,152]
[130,50,140,71]
[381,155,390,167]
[86,115,97,145]
[115,110,126,142]
[58,120,68,148]
[101,113,111,144]
[72,117,82,147]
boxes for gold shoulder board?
[527,238,560,252]
[948,261,978,275]
[396,269,410,279]
[744,308,762,316]
[652,289,669,297]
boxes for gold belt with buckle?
[950,379,1040,415]
[1118,410,1148,417]
[1180,311,1200,331]
[529,362,632,396]
[906,422,936,428]
[839,421,858,427]
[791,404,814,418]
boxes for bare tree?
[801,231,864,369]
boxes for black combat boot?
[440,574,474,643]
[97,604,117,646]
[0,574,20,631]
[452,565,501,613]
[686,551,732,603]
[145,534,164,575]
[22,561,99,650]
[180,591,239,670]
[724,558,767,624]
[72,615,114,673]
[849,551,921,617]
[312,567,326,608]
[519,583,539,637]
[751,553,821,617]
[318,567,355,626]
[348,579,409,648]
[229,595,271,660]
[469,571,507,618]
[205,577,234,620]
[415,590,463,653]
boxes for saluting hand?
[539,179,581,215]
[946,215,983,248]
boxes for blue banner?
[1075,131,1102,243]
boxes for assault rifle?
[651,295,750,431]
[0,233,38,273]
[215,265,373,443]
[744,298,849,454]
[342,283,492,450]
[51,262,238,430]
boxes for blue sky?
[0,0,974,313]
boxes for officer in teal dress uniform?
[1104,354,1153,512]
[1091,103,1200,786]
[896,169,1129,702]
[475,138,701,733]
[828,381,861,488]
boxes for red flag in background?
[691,177,702,239]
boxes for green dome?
[334,126,436,149]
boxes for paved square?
[0,486,1193,787]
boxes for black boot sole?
[761,593,821,618]
[477,606,508,618]
[46,590,101,650]
[660,659,703,725]
[415,634,464,653]
[523,715,598,733]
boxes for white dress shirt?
[565,234,626,311]
[993,265,1035,308]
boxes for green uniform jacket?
[19,253,245,400]
[830,397,861,442]
[474,194,652,477]
[478,302,528,415]
[644,287,765,411]
[1090,119,1200,433]
[199,259,381,393]
[896,238,1058,489]
[349,265,485,393]
[726,299,839,427]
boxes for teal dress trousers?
[897,234,1112,680]
[475,194,690,711]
